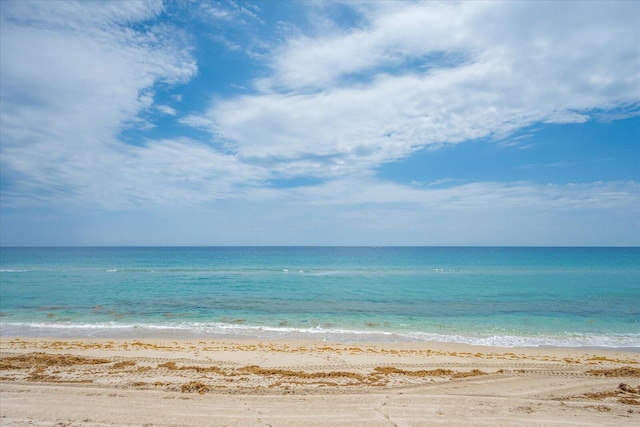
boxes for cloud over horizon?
[1,0,638,246]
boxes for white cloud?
[156,105,177,116]
[0,1,638,245]
[0,0,200,208]
[1,135,266,210]
[192,0,266,55]
[186,1,639,178]
[198,1,262,24]
[4,174,637,245]
[225,178,639,246]
[0,1,197,138]
[266,1,475,91]
[200,4,232,20]
[255,177,639,214]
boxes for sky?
[0,0,639,246]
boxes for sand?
[1,337,639,426]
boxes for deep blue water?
[1,247,638,347]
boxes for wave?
[1,321,638,349]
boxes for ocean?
[0,247,638,348]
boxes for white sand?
[1,337,639,426]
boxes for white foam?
[1,321,639,349]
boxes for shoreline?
[2,333,640,351]
[3,322,638,350]
[2,336,640,425]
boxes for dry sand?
[1,337,639,426]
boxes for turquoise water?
[1,247,638,348]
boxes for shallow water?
[1,247,638,347]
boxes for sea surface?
[0,247,638,348]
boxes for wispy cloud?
[0,0,198,208]
[0,1,638,245]
[156,105,177,116]
[184,1,639,181]
[198,1,263,25]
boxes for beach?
[2,247,639,424]
[1,337,639,426]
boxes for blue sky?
[0,0,638,246]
